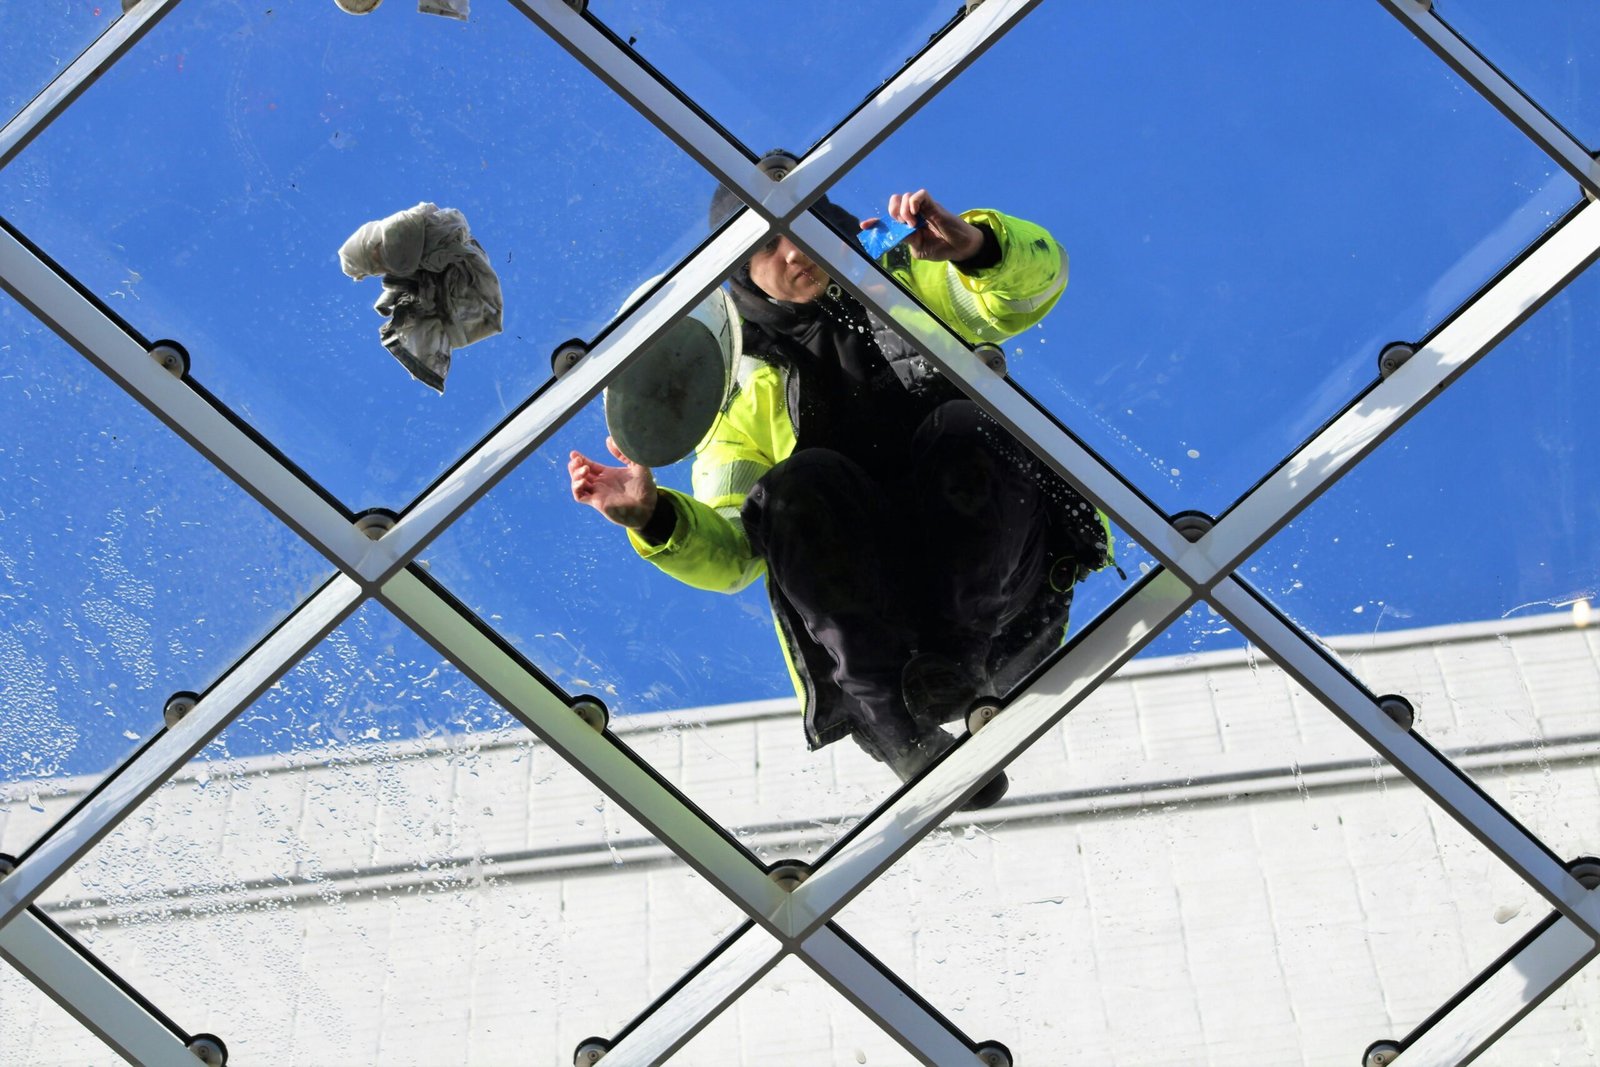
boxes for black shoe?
[960,768,1009,811]
[881,728,1009,812]
[902,652,985,732]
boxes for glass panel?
[0,293,330,858]
[1248,264,1600,862]
[0,0,715,511]
[834,637,1555,1063]
[1434,1,1600,149]
[587,0,954,156]
[427,357,1148,860]
[0,3,119,124]
[35,601,744,1064]
[0,959,121,1065]
[1483,959,1600,1065]
[669,953,908,1064]
[825,0,1572,517]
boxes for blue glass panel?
[1247,256,1600,862]
[588,0,953,155]
[0,0,713,511]
[0,293,330,857]
[0,3,119,124]
[1434,0,1600,149]
[828,0,1571,518]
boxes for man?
[569,186,1111,809]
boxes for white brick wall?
[3,613,1598,1065]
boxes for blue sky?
[2,0,1597,805]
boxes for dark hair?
[708,183,861,240]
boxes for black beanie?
[708,182,861,239]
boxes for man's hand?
[569,437,659,530]
[860,189,984,263]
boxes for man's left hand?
[861,189,984,263]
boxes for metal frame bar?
[1393,912,1598,1065]
[376,567,795,935]
[0,575,363,929]
[1195,199,1600,581]
[797,924,981,1066]
[0,0,186,169]
[2,0,1598,1058]
[356,211,767,584]
[600,924,786,1065]
[789,570,1195,937]
[0,221,376,579]
[787,211,1196,573]
[1376,0,1600,200]
[0,909,196,1067]
[1208,577,1600,940]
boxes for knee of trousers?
[742,449,874,529]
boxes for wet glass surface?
[1433,0,1600,149]
[0,960,121,1065]
[425,355,1147,859]
[0,0,714,512]
[586,0,954,156]
[669,953,911,1064]
[35,601,744,1064]
[1246,263,1600,863]
[826,0,1572,518]
[0,293,331,858]
[0,2,120,125]
[832,641,1591,1064]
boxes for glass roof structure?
[2,1,1598,1064]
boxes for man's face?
[748,235,830,304]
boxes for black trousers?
[741,400,1056,751]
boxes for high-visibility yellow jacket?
[628,209,1105,746]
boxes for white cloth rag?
[339,201,503,392]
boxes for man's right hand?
[569,437,659,530]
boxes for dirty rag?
[339,201,503,392]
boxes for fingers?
[605,435,636,467]
[887,189,937,227]
[858,216,880,231]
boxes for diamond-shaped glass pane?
[425,372,1151,857]
[35,602,743,1063]
[0,4,120,123]
[668,953,913,1065]
[1433,0,1600,149]
[0,961,121,1064]
[1248,265,1600,862]
[827,0,1572,516]
[587,0,955,155]
[0,292,329,857]
[834,635,1579,1062]
[0,0,716,510]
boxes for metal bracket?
[570,696,609,733]
[966,700,1002,735]
[1568,855,1600,890]
[975,1041,1013,1067]
[573,1037,610,1065]
[186,1034,227,1066]
[551,338,588,379]
[0,853,16,879]
[767,861,811,892]
[163,691,200,729]
[1171,511,1215,543]
[1378,341,1415,380]
[1377,694,1415,731]
[354,508,398,541]
[148,341,189,379]
[1363,1039,1401,1067]
[757,150,799,182]
[973,343,1008,377]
